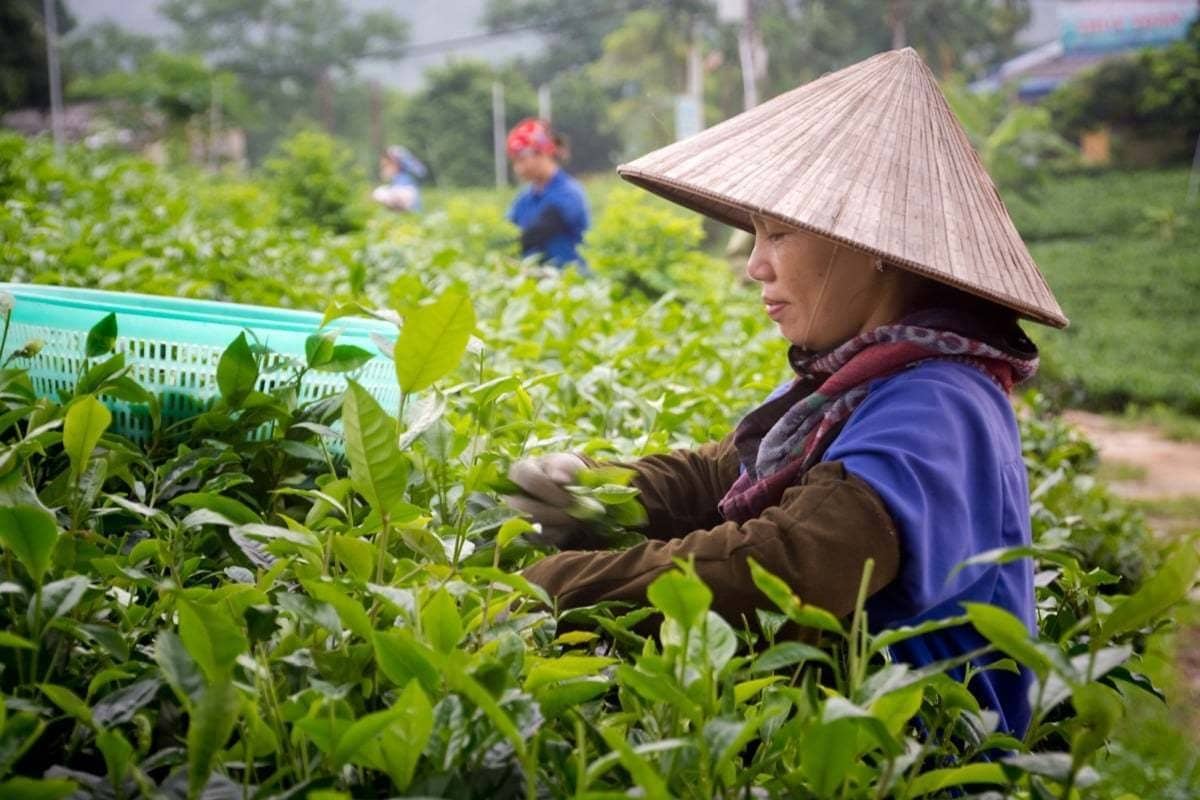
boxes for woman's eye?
[767,232,786,242]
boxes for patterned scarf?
[717,308,1039,524]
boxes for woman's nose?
[745,240,774,283]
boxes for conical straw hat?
[617,48,1068,328]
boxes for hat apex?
[617,47,1068,328]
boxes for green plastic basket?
[0,282,399,441]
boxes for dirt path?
[1064,410,1200,500]
[1064,412,1200,751]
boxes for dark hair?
[551,128,571,164]
[908,273,1016,323]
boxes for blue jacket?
[508,169,589,268]
[822,360,1036,736]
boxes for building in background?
[975,0,1199,100]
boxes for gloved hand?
[505,453,606,550]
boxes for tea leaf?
[342,381,409,516]
[646,569,710,628]
[0,777,78,800]
[393,285,476,392]
[216,332,258,406]
[177,597,248,683]
[1099,541,1198,642]
[903,763,1008,798]
[302,579,372,641]
[0,504,58,585]
[63,395,111,483]
[525,655,616,692]
[964,602,1056,680]
[187,678,240,800]
[39,684,94,727]
[421,588,463,654]
[84,312,117,358]
[374,629,441,694]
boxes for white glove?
[505,454,600,549]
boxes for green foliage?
[158,0,409,161]
[69,52,249,128]
[0,138,1194,797]
[753,0,1030,93]
[944,79,1078,192]
[1000,168,1200,415]
[582,186,727,299]
[61,20,156,78]
[1044,22,1200,163]
[396,61,536,187]
[263,129,367,233]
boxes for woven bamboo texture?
[617,47,1068,328]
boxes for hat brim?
[618,165,1069,330]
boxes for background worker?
[506,118,590,271]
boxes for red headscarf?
[506,118,556,159]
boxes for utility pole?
[317,69,335,133]
[369,80,383,161]
[208,78,221,170]
[42,0,66,157]
[737,0,761,110]
[537,83,552,123]
[888,0,909,50]
[492,81,507,188]
[720,0,766,111]
[686,17,704,115]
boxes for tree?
[0,0,75,112]
[264,128,367,233]
[1044,20,1200,164]
[544,70,622,174]
[754,0,1029,98]
[158,0,410,160]
[63,21,156,78]
[69,53,249,129]
[485,0,710,167]
[395,61,536,187]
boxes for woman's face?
[746,216,910,350]
[379,156,398,181]
[511,151,557,185]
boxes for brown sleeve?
[587,432,741,541]
[522,460,900,626]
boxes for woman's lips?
[764,299,788,320]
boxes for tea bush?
[263,130,368,235]
[0,135,1194,798]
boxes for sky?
[65,0,543,91]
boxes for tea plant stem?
[1061,755,1082,799]
[847,558,875,697]
[29,579,43,692]
[6,552,26,686]
[375,513,390,584]
[0,305,11,362]
[573,712,588,797]
[523,733,540,800]
[1025,676,1049,748]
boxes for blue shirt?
[508,169,589,268]
[821,360,1036,736]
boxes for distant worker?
[372,145,426,213]
[506,118,590,271]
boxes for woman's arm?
[522,460,899,626]
[597,433,741,541]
